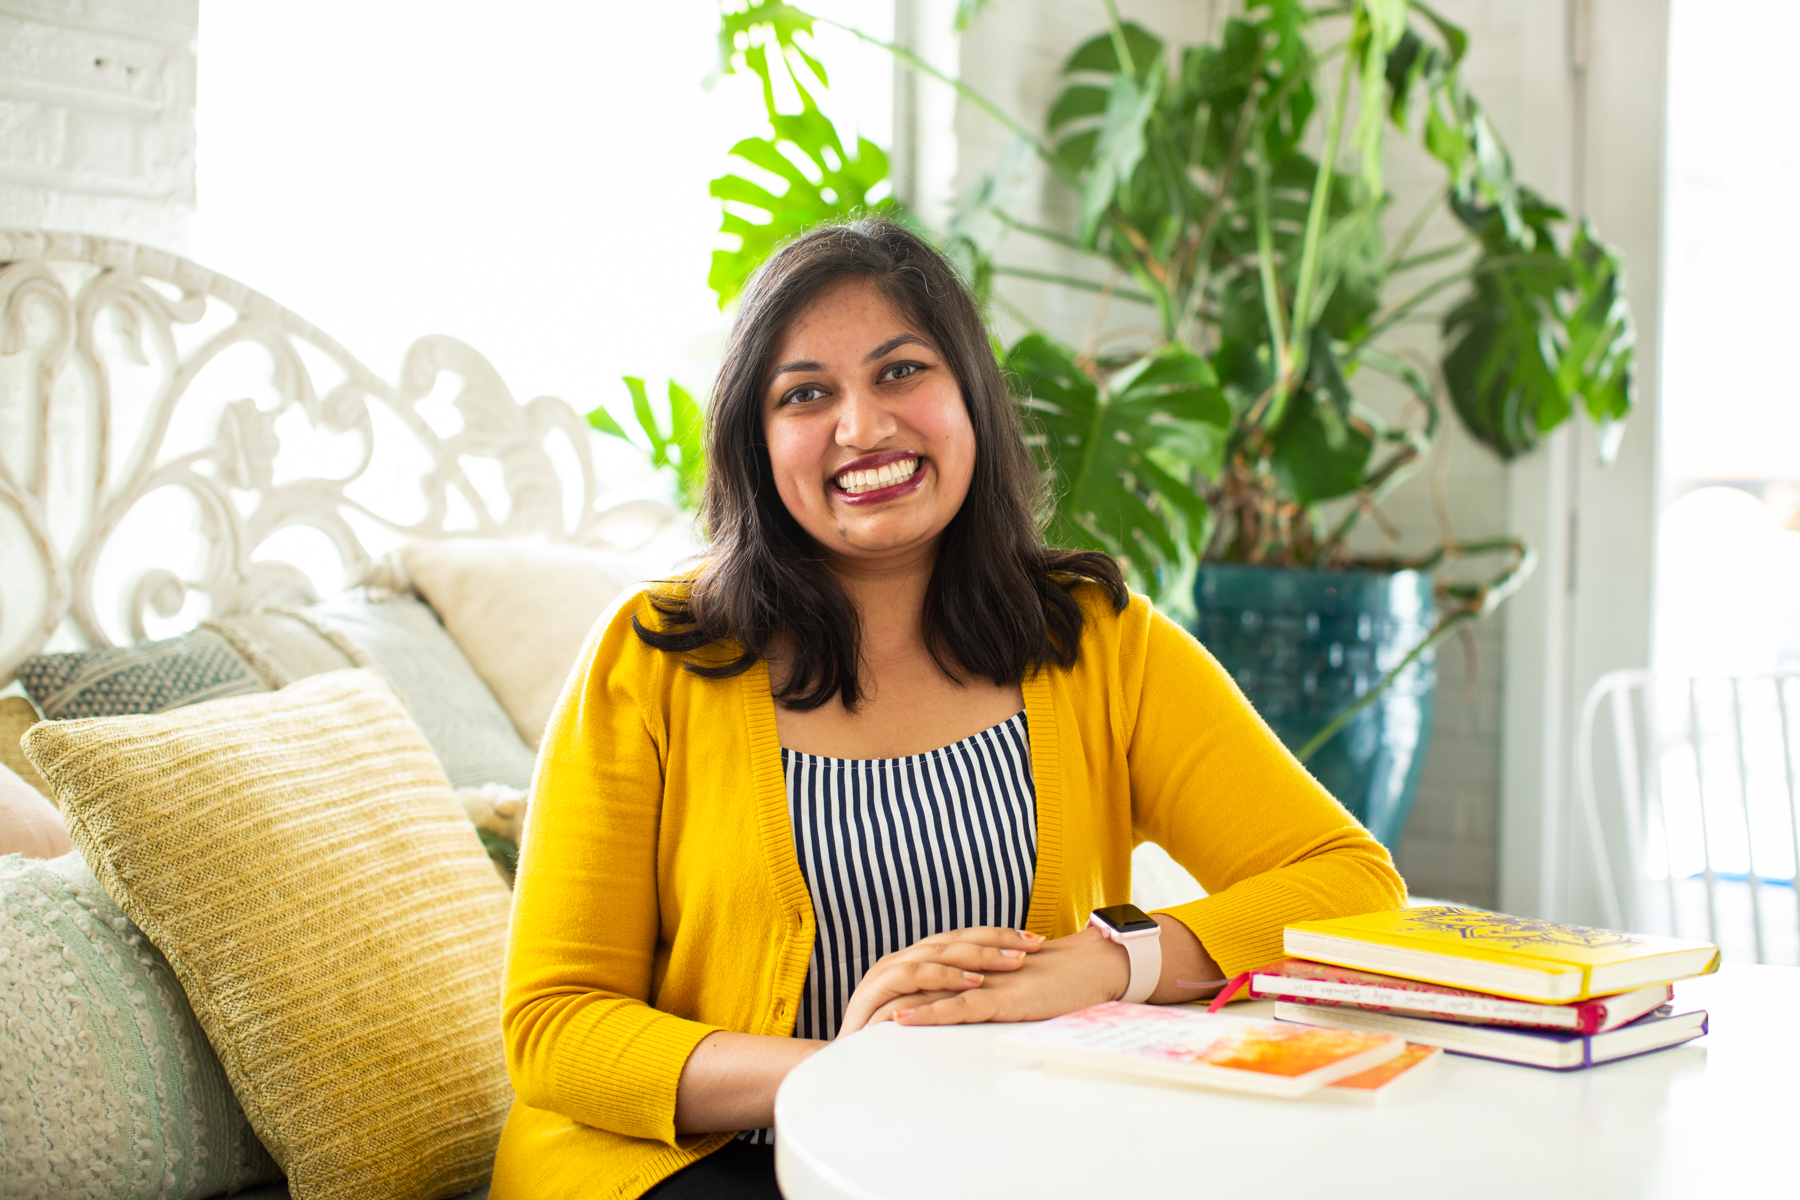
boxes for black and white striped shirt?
[742,710,1037,1144]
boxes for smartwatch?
[1088,903,1162,1004]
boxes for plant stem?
[1352,253,1529,349]
[1385,184,1447,270]
[1390,239,1474,274]
[990,265,1157,306]
[1295,536,1537,761]
[1296,608,1468,761]
[1252,160,1290,389]
[815,16,1061,172]
[1175,79,1263,343]
[997,213,1092,253]
[1102,0,1138,76]
[1286,38,1358,380]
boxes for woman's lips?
[832,456,927,506]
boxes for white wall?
[0,0,197,248]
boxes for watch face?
[1091,903,1159,934]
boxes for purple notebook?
[1270,1002,1709,1071]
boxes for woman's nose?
[834,385,896,449]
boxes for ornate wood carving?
[0,230,677,684]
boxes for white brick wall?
[0,0,197,249]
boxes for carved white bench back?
[0,230,678,686]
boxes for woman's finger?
[878,941,1033,974]
[837,962,985,1036]
[893,988,998,1027]
[864,989,964,1027]
[913,927,1044,952]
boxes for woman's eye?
[882,361,923,382]
[782,385,826,406]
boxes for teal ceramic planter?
[1191,564,1436,850]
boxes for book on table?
[1273,1000,1710,1071]
[1317,1043,1443,1104]
[1213,957,1674,1033]
[1283,906,1720,1003]
[994,1000,1406,1099]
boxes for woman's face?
[761,277,975,566]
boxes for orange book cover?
[1319,1043,1443,1104]
[995,1001,1405,1098]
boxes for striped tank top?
[741,710,1037,1144]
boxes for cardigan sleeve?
[1123,601,1408,977]
[500,594,720,1147]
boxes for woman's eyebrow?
[768,334,931,383]
[865,334,931,362]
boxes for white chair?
[1578,670,1800,964]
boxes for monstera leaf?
[715,0,825,84]
[588,377,706,511]
[709,43,895,306]
[1006,335,1229,584]
[1441,189,1634,461]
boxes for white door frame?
[1500,0,1670,922]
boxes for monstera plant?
[691,0,1637,843]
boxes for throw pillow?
[218,597,538,791]
[15,629,263,719]
[0,763,70,858]
[10,597,537,794]
[375,539,645,745]
[24,671,514,1200]
[0,851,279,1200]
[455,784,529,886]
[0,696,52,798]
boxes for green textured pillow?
[0,852,279,1199]
[14,594,537,793]
[15,630,263,719]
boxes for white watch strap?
[1119,931,1161,1003]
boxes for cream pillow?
[382,539,643,745]
[24,670,513,1200]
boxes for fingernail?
[896,1009,914,1020]
[1019,931,1043,942]
[1000,948,1024,959]
[963,971,983,983]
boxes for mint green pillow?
[0,852,279,1199]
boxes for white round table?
[774,964,1795,1199]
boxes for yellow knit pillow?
[23,670,513,1200]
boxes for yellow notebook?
[1284,907,1721,1003]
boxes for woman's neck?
[826,541,935,658]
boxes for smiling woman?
[492,220,1407,1200]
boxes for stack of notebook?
[1210,906,1720,1075]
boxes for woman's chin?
[819,512,945,562]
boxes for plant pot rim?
[1196,562,1431,580]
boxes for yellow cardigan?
[491,584,1405,1199]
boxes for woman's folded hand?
[878,924,1132,1027]
[836,927,1044,1036]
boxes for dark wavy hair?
[635,217,1126,709]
